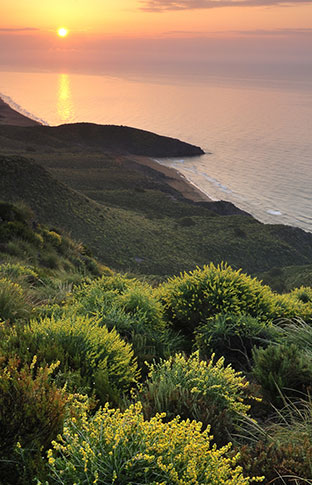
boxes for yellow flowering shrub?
[31,316,139,404]
[0,277,30,323]
[1,315,139,405]
[157,263,276,335]
[289,286,312,305]
[136,351,254,445]
[158,263,312,335]
[46,401,262,485]
[0,263,39,283]
[42,229,62,247]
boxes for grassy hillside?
[0,201,102,276]
[0,122,204,157]
[257,263,312,292]
[1,154,312,278]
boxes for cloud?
[0,28,39,32]
[141,0,312,11]
[163,27,312,35]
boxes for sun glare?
[57,28,68,38]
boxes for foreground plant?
[43,401,262,485]
[136,351,255,445]
[0,356,67,484]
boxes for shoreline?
[0,95,213,204]
[0,96,42,127]
[128,155,213,203]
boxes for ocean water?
[0,68,311,232]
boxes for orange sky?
[1,0,312,37]
[1,0,312,72]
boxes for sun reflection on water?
[57,73,75,123]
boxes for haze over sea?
[1,65,311,232]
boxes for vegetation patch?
[45,401,259,485]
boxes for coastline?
[0,96,41,127]
[128,155,212,203]
[0,96,212,204]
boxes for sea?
[1,66,311,232]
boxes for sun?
[57,28,69,38]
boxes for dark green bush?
[238,439,312,484]
[0,202,33,225]
[40,252,60,269]
[238,396,312,483]
[195,313,278,371]
[252,343,312,407]
[0,357,67,485]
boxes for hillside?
[0,201,101,276]
[1,154,312,276]
[0,122,204,157]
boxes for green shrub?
[71,275,173,369]
[157,263,275,335]
[40,252,59,270]
[290,286,312,305]
[135,351,254,445]
[0,356,67,485]
[73,274,165,330]
[44,401,258,485]
[0,263,39,284]
[272,292,312,322]
[0,315,139,406]
[89,305,181,372]
[0,202,32,223]
[195,313,278,371]
[42,230,62,247]
[252,343,312,407]
[0,278,30,323]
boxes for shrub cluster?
[157,263,312,336]
[2,213,312,485]
[135,351,253,445]
[0,315,139,406]
[45,401,259,485]
[70,274,178,369]
[157,263,275,335]
[195,313,277,370]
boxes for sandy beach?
[129,155,212,203]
